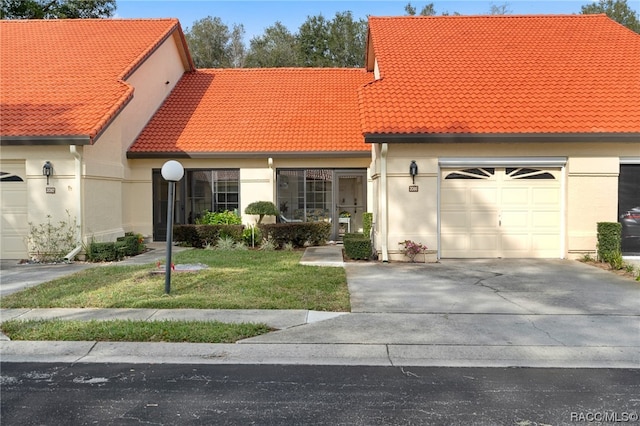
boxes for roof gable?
[129,68,373,157]
[362,14,640,138]
[0,19,193,143]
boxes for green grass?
[0,250,350,311]
[1,319,271,343]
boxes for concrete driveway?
[346,259,640,315]
[244,259,640,367]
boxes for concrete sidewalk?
[1,246,639,368]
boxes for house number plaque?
[409,185,419,192]
[46,187,56,194]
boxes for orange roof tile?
[0,19,191,142]
[129,68,373,156]
[361,15,640,137]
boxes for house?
[362,15,640,261]
[1,14,638,261]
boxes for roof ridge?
[369,14,609,20]
[0,18,179,23]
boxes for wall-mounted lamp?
[409,160,418,184]
[42,161,53,185]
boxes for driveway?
[346,259,640,315]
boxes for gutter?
[380,143,389,262]
[364,132,640,144]
[65,145,84,261]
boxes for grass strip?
[0,250,350,311]
[1,319,272,343]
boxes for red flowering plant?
[399,240,428,262]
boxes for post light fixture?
[409,160,418,184]
[42,161,53,185]
[161,160,184,294]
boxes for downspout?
[380,143,389,262]
[64,145,83,261]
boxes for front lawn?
[0,250,350,311]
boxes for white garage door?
[1,161,28,259]
[441,167,561,258]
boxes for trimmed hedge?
[343,233,371,260]
[173,225,245,248]
[363,212,373,238]
[87,241,123,262]
[116,234,145,257]
[259,222,331,248]
[597,222,622,263]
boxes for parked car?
[620,207,640,250]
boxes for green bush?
[343,233,371,260]
[597,222,622,263]
[363,212,373,238]
[26,212,77,263]
[259,222,331,248]
[116,234,145,256]
[242,226,262,247]
[244,201,278,224]
[87,241,122,262]
[197,210,242,225]
[173,225,244,248]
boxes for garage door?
[1,161,28,259]
[440,167,561,258]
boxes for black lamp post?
[161,160,184,294]
[410,160,418,184]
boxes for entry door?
[334,172,366,239]
[440,167,561,258]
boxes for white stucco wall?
[370,141,639,261]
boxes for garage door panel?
[1,161,28,259]
[441,166,561,258]
[532,187,560,204]
[501,187,529,204]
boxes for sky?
[114,0,592,40]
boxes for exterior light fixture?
[161,160,184,294]
[409,160,418,184]
[42,161,53,185]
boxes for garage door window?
[0,172,24,182]
[445,168,495,179]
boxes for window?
[619,164,640,254]
[445,168,495,179]
[277,169,332,222]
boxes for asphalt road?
[1,363,638,425]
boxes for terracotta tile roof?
[1,19,190,142]
[361,15,640,137]
[129,68,373,155]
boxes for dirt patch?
[579,260,640,281]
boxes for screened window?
[186,169,239,223]
[277,169,332,222]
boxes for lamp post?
[161,160,184,294]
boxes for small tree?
[244,201,279,224]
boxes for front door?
[334,172,367,240]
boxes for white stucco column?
[380,143,389,262]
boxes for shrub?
[242,226,262,247]
[363,212,373,238]
[173,225,244,248]
[86,241,122,262]
[216,236,236,250]
[343,233,371,260]
[399,240,428,262]
[116,233,145,256]
[26,212,77,262]
[197,210,242,225]
[244,201,279,224]
[259,222,331,248]
[259,238,277,251]
[597,222,622,263]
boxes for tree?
[326,12,367,67]
[244,201,279,224]
[581,0,640,33]
[298,14,332,67]
[1,0,116,19]
[185,16,246,68]
[297,12,368,67]
[404,2,437,16]
[245,22,299,67]
[489,2,512,15]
